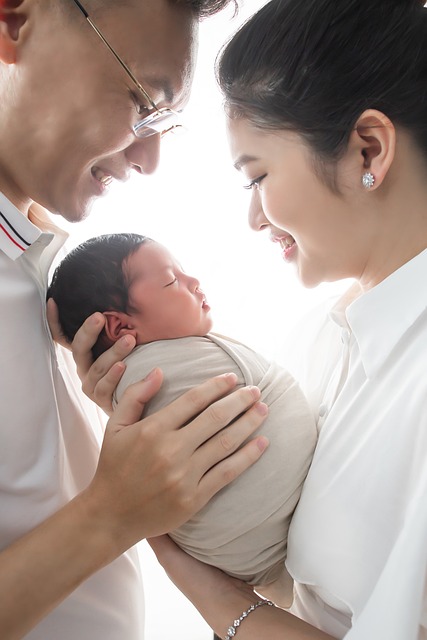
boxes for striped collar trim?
[0,192,43,260]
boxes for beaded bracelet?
[224,599,274,639]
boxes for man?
[0,1,268,637]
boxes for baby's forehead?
[125,241,178,280]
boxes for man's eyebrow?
[233,154,259,171]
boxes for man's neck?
[0,179,32,217]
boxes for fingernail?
[113,362,126,375]
[120,335,134,348]
[248,385,261,400]
[223,373,238,384]
[144,367,159,382]
[257,436,269,452]
[254,402,268,416]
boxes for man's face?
[0,0,197,220]
[120,241,213,344]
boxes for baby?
[48,233,317,607]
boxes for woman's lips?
[272,234,297,261]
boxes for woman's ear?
[103,311,138,343]
[349,109,396,190]
[0,0,27,65]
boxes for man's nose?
[125,133,161,175]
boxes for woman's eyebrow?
[233,154,259,171]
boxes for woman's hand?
[148,533,257,609]
[149,535,335,640]
[148,534,265,638]
[47,300,135,415]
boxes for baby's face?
[123,241,213,344]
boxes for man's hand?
[47,300,135,415]
[46,297,71,349]
[82,373,269,548]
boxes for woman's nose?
[125,133,161,175]
[248,189,269,232]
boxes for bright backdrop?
[57,1,350,637]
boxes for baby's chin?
[202,320,214,336]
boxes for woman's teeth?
[280,236,295,249]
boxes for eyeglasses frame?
[70,0,182,137]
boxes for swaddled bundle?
[114,333,317,607]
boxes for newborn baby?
[48,233,317,606]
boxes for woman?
[149,0,427,638]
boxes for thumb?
[46,298,70,349]
[109,367,164,430]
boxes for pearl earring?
[362,172,375,189]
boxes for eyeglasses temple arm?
[70,0,158,111]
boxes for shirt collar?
[0,192,68,261]
[0,192,43,260]
[329,249,427,378]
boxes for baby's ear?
[103,311,137,343]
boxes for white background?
[58,1,349,637]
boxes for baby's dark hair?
[48,233,151,358]
[217,0,427,189]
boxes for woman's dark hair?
[47,233,151,357]
[217,0,427,184]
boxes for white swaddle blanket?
[114,334,317,607]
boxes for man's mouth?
[91,167,113,187]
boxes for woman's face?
[227,117,375,288]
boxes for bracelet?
[224,599,274,639]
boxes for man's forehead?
[98,0,198,107]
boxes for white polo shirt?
[0,192,145,639]
[284,249,427,639]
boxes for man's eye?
[243,174,267,191]
[135,103,150,116]
[131,92,150,116]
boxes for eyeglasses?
[71,0,183,138]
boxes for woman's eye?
[243,174,267,191]
[165,278,177,287]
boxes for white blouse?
[284,249,427,639]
